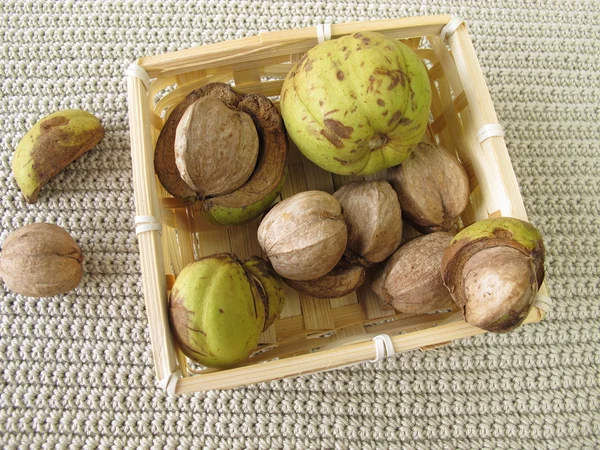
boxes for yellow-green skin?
[280,31,431,175]
[169,254,266,368]
[242,257,286,330]
[202,168,288,226]
[12,110,104,203]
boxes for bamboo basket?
[125,15,551,394]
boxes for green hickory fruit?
[12,109,104,203]
[280,31,431,176]
[169,253,266,368]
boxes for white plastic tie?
[370,334,395,363]
[440,16,464,41]
[135,215,162,235]
[477,123,505,143]
[158,370,181,395]
[125,62,150,90]
[316,23,332,44]
[534,293,552,314]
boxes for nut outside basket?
[125,15,551,394]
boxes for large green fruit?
[280,31,431,175]
[168,253,266,368]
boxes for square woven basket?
[125,15,550,394]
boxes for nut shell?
[257,191,347,281]
[390,142,469,233]
[333,180,402,263]
[154,83,244,199]
[372,232,453,313]
[0,223,83,297]
[461,246,538,333]
[175,96,259,198]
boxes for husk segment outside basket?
[125,15,550,394]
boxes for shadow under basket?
[125,15,551,394]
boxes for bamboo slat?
[126,74,178,381]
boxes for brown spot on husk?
[377,99,385,107]
[336,70,345,80]
[320,129,344,148]
[324,119,353,139]
[387,111,402,127]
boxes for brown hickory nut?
[154,82,245,200]
[389,142,470,233]
[333,180,402,264]
[372,232,454,314]
[284,261,366,299]
[174,96,259,198]
[0,223,83,297]
[257,191,348,281]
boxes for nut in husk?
[168,253,266,368]
[257,191,347,281]
[12,110,104,203]
[372,232,453,314]
[280,31,431,175]
[202,94,288,226]
[441,217,546,333]
[284,261,365,299]
[155,82,244,200]
[175,96,259,198]
[0,223,83,297]
[333,180,402,264]
[389,142,470,233]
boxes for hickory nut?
[0,223,83,297]
[372,232,453,314]
[390,142,469,233]
[257,191,347,281]
[333,180,402,264]
[441,217,546,333]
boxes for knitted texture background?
[1,1,599,449]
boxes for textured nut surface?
[390,142,469,233]
[257,191,347,281]
[441,217,546,333]
[461,246,538,333]
[372,232,453,314]
[333,180,402,263]
[154,82,244,199]
[175,96,259,198]
[0,223,83,297]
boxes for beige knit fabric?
[1,1,599,449]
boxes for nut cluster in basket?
[154,31,546,369]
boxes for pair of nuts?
[257,180,403,298]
